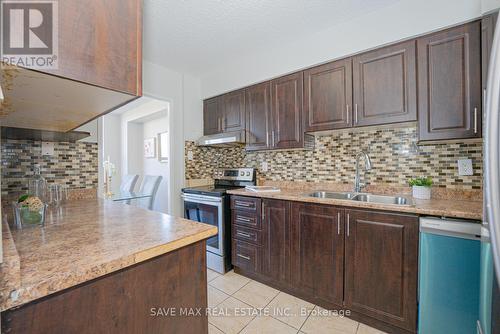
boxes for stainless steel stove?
[181,168,255,273]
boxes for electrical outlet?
[187,150,194,161]
[261,161,268,172]
[41,142,54,156]
[457,159,473,176]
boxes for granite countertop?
[0,199,217,312]
[227,188,483,220]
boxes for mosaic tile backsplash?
[185,124,483,190]
[1,139,98,197]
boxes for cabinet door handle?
[271,130,275,147]
[347,213,350,237]
[337,212,341,235]
[262,202,265,220]
[346,104,350,124]
[236,215,251,222]
[237,253,251,260]
[474,107,478,134]
[354,104,358,124]
[237,232,252,238]
[235,201,251,207]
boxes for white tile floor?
[207,269,387,334]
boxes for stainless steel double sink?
[305,191,412,206]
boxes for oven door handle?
[181,194,223,204]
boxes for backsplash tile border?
[184,124,483,190]
[1,139,98,197]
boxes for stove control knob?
[240,171,245,176]
[246,172,251,176]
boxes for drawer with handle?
[231,196,261,212]
[232,240,261,273]
[232,211,261,229]
[232,225,262,245]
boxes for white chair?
[120,174,139,193]
[135,175,163,210]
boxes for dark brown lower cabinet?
[233,239,262,273]
[262,199,292,284]
[231,196,419,334]
[344,209,418,332]
[290,203,344,306]
[1,241,208,334]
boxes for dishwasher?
[418,217,481,334]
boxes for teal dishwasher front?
[419,217,481,334]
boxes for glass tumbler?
[49,184,63,206]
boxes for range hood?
[197,130,246,147]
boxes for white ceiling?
[143,0,402,76]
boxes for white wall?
[101,114,122,194]
[126,122,144,176]
[142,116,169,213]
[482,0,500,13]
[142,61,202,216]
[200,0,482,98]
[75,119,98,143]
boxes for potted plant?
[408,177,433,200]
[13,194,48,229]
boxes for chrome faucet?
[354,151,373,193]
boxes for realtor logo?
[1,0,58,69]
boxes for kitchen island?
[0,199,217,334]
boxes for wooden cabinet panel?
[291,203,344,306]
[231,196,261,213]
[233,224,262,245]
[271,72,304,149]
[222,90,245,132]
[353,40,417,127]
[203,97,221,135]
[44,0,142,95]
[262,199,291,284]
[232,211,261,230]
[418,21,482,141]
[233,240,261,274]
[304,59,353,131]
[345,209,418,332]
[246,82,272,150]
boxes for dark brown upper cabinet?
[304,59,353,132]
[344,209,418,332]
[246,82,272,150]
[203,97,221,135]
[352,40,417,127]
[270,72,304,149]
[0,0,142,133]
[417,21,482,141]
[482,13,498,97]
[222,90,246,132]
[261,199,292,284]
[203,90,245,136]
[291,203,344,306]
[45,0,142,95]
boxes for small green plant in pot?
[13,194,47,229]
[408,177,433,200]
